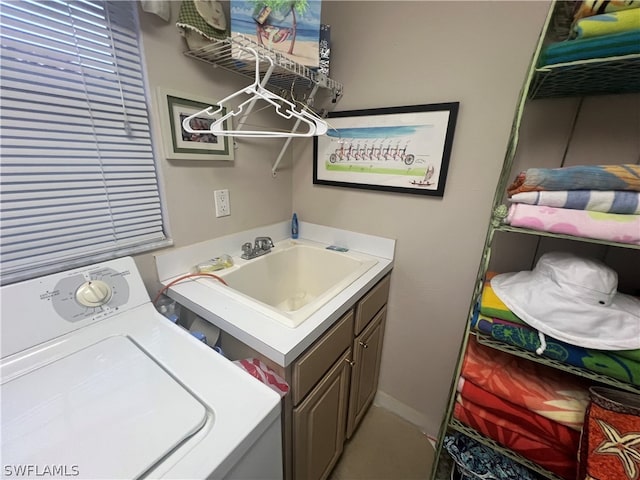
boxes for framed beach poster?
[230,0,322,68]
[313,103,459,197]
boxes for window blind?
[0,0,168,285]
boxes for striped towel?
[509,190,640,214]
[507,165,640,196]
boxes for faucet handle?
[242,242,253,255]
[255,236,274,250]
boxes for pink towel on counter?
[505,203,640,245]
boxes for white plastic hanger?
[181,47,328,138]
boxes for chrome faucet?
[241,236,274,260]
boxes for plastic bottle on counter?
[291,212,299,239]
[156,294,180,323]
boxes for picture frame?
[156,88,234,161]
[313,103,459,197]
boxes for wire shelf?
[448,420,564,480]
[530,54,640,99]
[528,0,640,99]
[183,34,343,112]
[492,210,640,250]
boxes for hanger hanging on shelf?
[181,47,328,138]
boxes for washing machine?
[0,257,283,479]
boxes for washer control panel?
[1,257,149,358]
[52,266,130,322]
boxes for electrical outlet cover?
[214,189,230,217]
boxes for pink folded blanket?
[505,203,640,245]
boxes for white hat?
[490,252,640,350]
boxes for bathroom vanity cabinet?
[219,273,390,480]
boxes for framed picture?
[156,88,234,161]
[313,103,459,197]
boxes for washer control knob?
[75,280,112,307]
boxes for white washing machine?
[0,257,283,479]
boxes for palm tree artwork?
[250,0,309,55]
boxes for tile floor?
[329,405,435,480]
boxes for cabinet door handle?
[359,341,369,349]
[344,358,355,367]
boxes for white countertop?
[155,222,395,366]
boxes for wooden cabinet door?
[346,306,386,439]
[293,349,351,480]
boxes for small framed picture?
[156,88,234,161]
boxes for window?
[0,0,169,285]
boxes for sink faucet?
[241,236,274,260]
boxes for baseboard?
[373,390,436,445]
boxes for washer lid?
[1,336,208,479]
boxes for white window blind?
[0,0,168,285]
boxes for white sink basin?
[199,241,378,328]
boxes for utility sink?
[199,241,378,328]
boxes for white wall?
[292,1,551,436]
[136,1,551,438]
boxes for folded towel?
[462,337,590,430]
[538,30,640,65]
[572,9,640,39]
[574,0,640,21]
[505,203,640,245]
[454,397,578,480]
[507,165,640,196]
[510,190,640,214]
[458,377,581,454]
[480,278,522,323]
[471,312,640,386]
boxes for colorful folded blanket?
[454,397,577,480]
[480,278,521,323]
[571,9,640,39]
[539,30,640,65]
[507,165,640,196]
[505,203,640,245]
[574,0,640,20]
[461,337,590,430]
[458,377,581,454]
[510,190,640,214]
[471,312,640,386]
